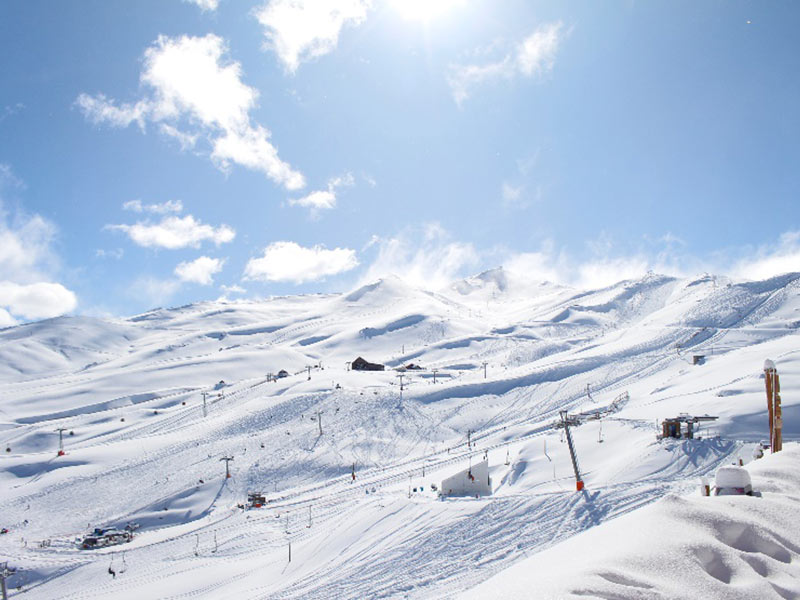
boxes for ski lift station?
[441,459,492,498]
[660,414,718,439]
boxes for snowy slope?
[0,269,798,598]
[462,446,800,600]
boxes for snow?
[462,447,800,600]
[714,465,752,490]
[0,268,797,598]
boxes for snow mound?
[462,446,800,600]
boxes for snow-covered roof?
[714,465,752,489]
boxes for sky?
[0,0,799,323]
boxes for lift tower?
[558,411,584,491]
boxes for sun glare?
[390,0,464,23]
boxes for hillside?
[0,269,798,599]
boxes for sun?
[389,0,464,23]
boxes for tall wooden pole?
[764,359,782,453]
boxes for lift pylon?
[558,411,584,491]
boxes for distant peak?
[475,267,509,291]
[344,275,414,302]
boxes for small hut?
[352,357,385,371]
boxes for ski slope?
[0,269,798,598]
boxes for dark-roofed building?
[352,357,384,371]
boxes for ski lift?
[108,553,120,577]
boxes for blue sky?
[0,0,799,323]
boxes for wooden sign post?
[763,359,782,453]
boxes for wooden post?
[774,368,783,453]
[764,359,782,453]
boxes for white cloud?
[0,282,77,320]
[503,235,688,289]
[160,123,199,150]
[107,215,235,249]
[220,283,246,295]
[731,231,800,280]
[362,173,377,187]
[184,0,220,12]
[575,256,653,290]
[361,223,479,288]
[448,22,563,105]
[123,199,184,214]
[131,276,181,308]
[174,256,225,285]
[447,58,514,106]
[77,34,305,190]
[95,248,124,260]
[0,307,16,327]
[516,22,562,76]
[0,103,25,126]
[501,182,528,210]
[74,93,148,129]
[0,163,24,190]
[0,213,58,283]
[0,165,78,323]
[244,241,358,284]
[291,189,336,210]
[211,125,305,189]
[503,246,566,284]
[361,224,800,293]
[255,0,371,73]
[289,172,354,215]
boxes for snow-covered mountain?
[0,269,798,598]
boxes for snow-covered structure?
[714,465,753,496]
[441,459,492,497]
